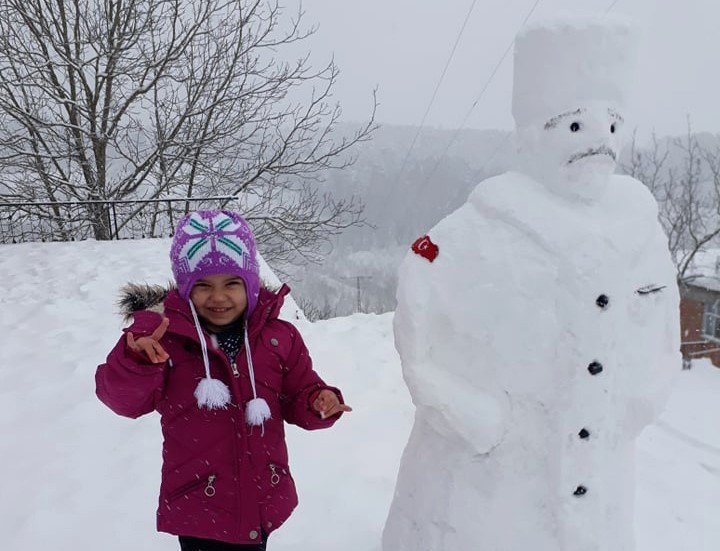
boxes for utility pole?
[343,275,373,312]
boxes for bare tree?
[623,121,720,282]
[0,0,376,261]
[293,294,337,321]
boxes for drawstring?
[243,317,272,433]
[188,301,231,410]
[189,300,211,380]
[243,322,272,435]
[244,324,258,401]
[188,301,271,430]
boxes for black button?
[573,485,588,496]
[596,294,609,308]
[588,361,604,375]
[578,428,590,439]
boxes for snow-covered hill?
[0,238,718,550]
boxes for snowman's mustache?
[567,146,617,164]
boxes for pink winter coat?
[96,284,343,544]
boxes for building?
[680,276,720,368]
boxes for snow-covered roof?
[682,249,720,294]
[685,275,720,294]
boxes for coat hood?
[118,281,290,327]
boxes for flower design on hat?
[179,212,252,273]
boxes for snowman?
[383,17,680,551]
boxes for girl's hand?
[126,317,170,364]
[312,389,352,419]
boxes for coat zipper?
[167,474,217,502]
[230,359,240,378]
[204,474,217,497]
[269,463,280,486]
[268,463,289,487]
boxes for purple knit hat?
[170,210,261,316]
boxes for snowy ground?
[1,238,718,550]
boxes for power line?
[396,0,479,182]
[427,0,625,187]
[605,0,623,13]
[421,0,544,186]
[470,131,514,182]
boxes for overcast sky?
[296,0,719,138]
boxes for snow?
[0,237,718,550]
[681,248,720,291]
[515,101,628,202]
[685,275,720,293]
[512,18,637,203]
[384,17,684,551]
[686,249,720,278]
[636,359,720,551]
[385,171,680,551]
[512,16,638,128]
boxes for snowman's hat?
[512,15,639,128]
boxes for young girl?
[96,210,351,551]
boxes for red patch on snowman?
[411,235,439,263]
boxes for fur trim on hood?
[118,283,173,322]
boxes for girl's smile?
[189,274,248,331]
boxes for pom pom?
[245,397,272,426]
[194,377,231,410]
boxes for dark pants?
[178,534,267,551]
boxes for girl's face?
[190,273,248,330]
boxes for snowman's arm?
[403,362,509,454]
[393,208,515,454]
[627,323,680,432]
[624,223,681,433]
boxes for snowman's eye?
[570,122,581,132]
[610,123,616,134]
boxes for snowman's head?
[511,16,637,202]
[516,100,625,201]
